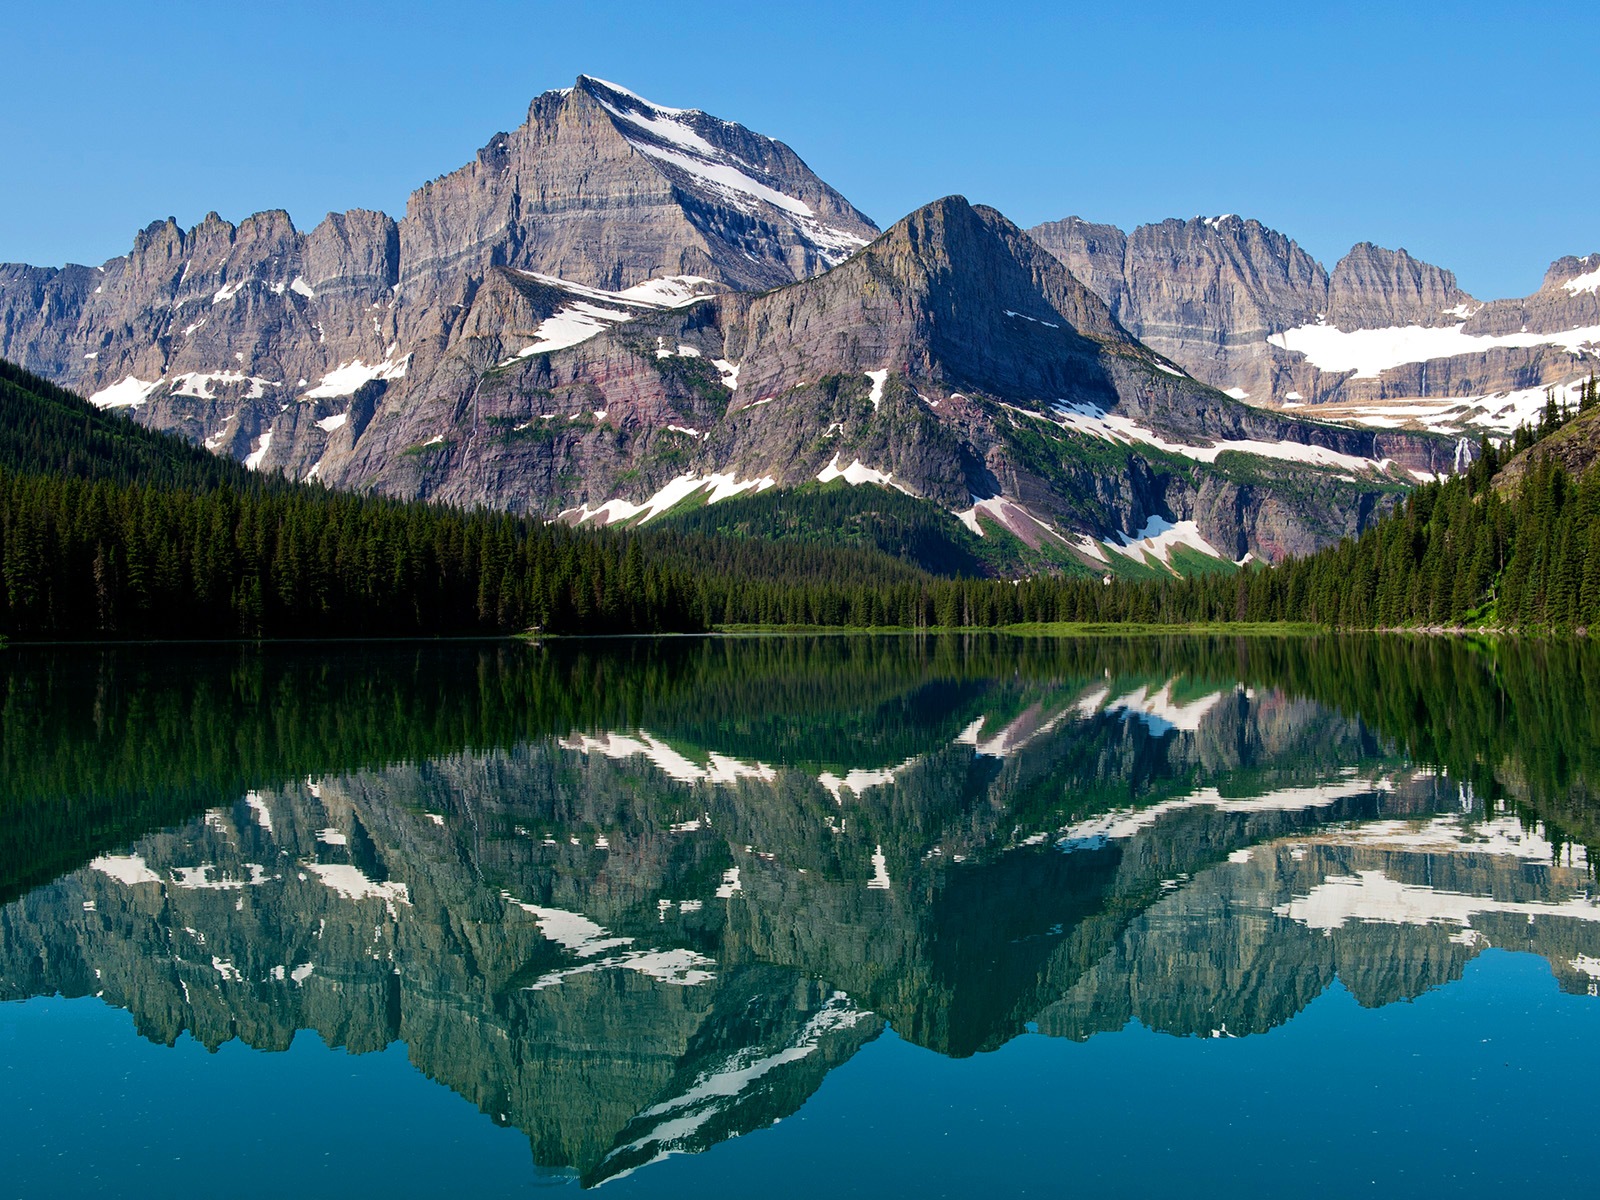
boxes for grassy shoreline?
[709,621,1331,637]
[3,622,1580,647]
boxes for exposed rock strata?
[1029,216,1600,430]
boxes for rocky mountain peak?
[1327,242,1469,330]
[574,75,877,269]
[1541,253,1600,295]
[1029,210,1600,427]
[1026,216,1129,315]
[1030,211,1328,400]
[395,74,877,307]
[730,196,1132,404]
[1,80,1476,573]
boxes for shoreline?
[0,622,1589,647]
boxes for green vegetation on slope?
[7,355,1600,640]
[654,481,992,577]
[0,359,254,490]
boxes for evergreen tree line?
[0,470,704,638]
[0,358,252,490]
[10,439,1600,638]
[6,349,1600,638]
[0,358,944,640]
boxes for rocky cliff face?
[1029,217,1600,435]
[1029,214,1328,397]
[0,75,876,495]
[398,77,873,306]
[0,207,403,468]
[1327,242,1468,330]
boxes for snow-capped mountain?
[0,75,877,475]
[325,195,1464,566]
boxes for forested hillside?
[0,361,932,639]
[4,358,1598,639]
[0,359,252,490]
[1124,393,1600,630]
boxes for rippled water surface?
[2,635,1597,1197]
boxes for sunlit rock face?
[2,635,1597,1186]
[0,76,874,502]
[1029,215,1600,435]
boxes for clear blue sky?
[4,0,1595,299]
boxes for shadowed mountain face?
[3,635,1597,1187]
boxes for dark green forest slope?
[0,361,939,638]
[4,358,1599,639]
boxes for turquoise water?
[1,636,1596,1196]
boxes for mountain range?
[4,75,1592,570]
[1030,215,1600,434]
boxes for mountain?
[0,75,875,487]
[1029,215,1600,435]
[0,78,1469,570]
[319,195,1464,566]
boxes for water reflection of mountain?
[1,636,1597,1186]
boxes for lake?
[2,634,1597,1197]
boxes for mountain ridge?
[324,193,1461,566]
[1029,214,1600,434]
[0,77,1483,572]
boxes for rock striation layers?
[0,76,875,499]
[324,195,1465,564]
[1029,215,1600,434]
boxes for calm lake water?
[2,634,1597,1198]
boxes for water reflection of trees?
[3,633,1598,1185]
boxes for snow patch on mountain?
[509,301,637,360]
[498,273,722,364]
[865,369,888,410]
[171,370,276,401]
[1276,869,1600,932]
[1056,776,1388,854]
[1310,378,1587,437]
[243,429,273,471]
[1270,318,1600,378]
[617,275,721,307]
[818,453,905,491]
[1104,516,1228,569]
[585,77,868,265]
[1100,679,1226,735]
[303,356,410,399]
[1050,401,1396,476]
[88,376,162,409]
[599,994,865,1183]
[563,470,777,526]
[1561,259,1600,295]
[519,270,715,311]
